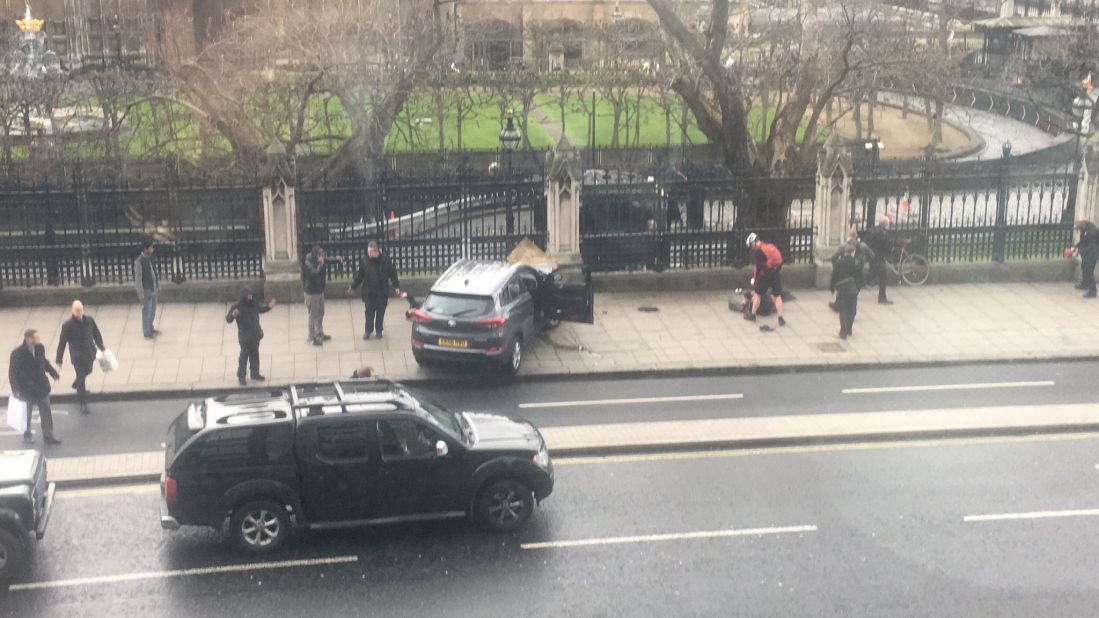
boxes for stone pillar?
[545,136,583,266]
[261,141,304,302]
[813,138,854,289]
[1077,136,1099,225]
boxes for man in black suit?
[9,329,61,445]
[55,300,105,414]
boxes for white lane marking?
[518,393,744,409]
[520,524,816,550]
[963,508,1099,523]
[842,381,1055,395]
[10,555,359,592]
[57,483,159,499]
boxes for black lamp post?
[863,138,884,224]
[499,106,521,174]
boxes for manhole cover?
[816,342,845,353]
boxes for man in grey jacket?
[133,240,160,339]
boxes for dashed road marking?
[520,524,817,550]
[9,555,360,592]
[518,393,744,409]
[842,381,1055,395]
[963,508,1099,523]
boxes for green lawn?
[534,93,709,147]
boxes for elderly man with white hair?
[55,300,105,414]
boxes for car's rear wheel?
[503,336,523,375]
[230,500,290,553]
[413,351,432,367]
[475,479,534,532]
[0,527,25,586]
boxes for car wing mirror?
[436,440,449,457]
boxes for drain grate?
[816,342,845,353]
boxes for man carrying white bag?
[56,300,111,415]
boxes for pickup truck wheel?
[0,527,25,585]
[476,479,534,533]
[230,500,290,553]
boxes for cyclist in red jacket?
[745,233,786,327]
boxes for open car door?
[543,268,594,325]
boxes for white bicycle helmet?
[745,232,758,248]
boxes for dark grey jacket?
[9,343,59,401]
[56,316,105,369]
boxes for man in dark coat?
[829,229,875,312]
[866,217,894,304]
[831,244,863,340]
[348,241,400,340]
[55,300,105,414]
[226,287,277,386]
[302,246,343,346]
[9,329,61,444]
[1074,219,1099,298]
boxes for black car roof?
[430,259,524,296]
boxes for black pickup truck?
[0,449,56,587]
[161,379,554,553]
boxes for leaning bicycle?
[886,240,930,286]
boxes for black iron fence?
[297,173,547,277]
[0,162,263,288]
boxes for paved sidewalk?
[0,281,1096,397]
[40,402,1099,485]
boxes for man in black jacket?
[226,287,277,386]
[9,329,61,444]
[348,241,400,340]
[1074,219,1099,298]
[866,217,894,304]
[55,300,105,414]
[302,246,343,346]
[831,244,863,340]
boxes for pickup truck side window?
[315,421,369,461]
[191,427,267,470]
[377,419,438,461]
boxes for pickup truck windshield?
[403,388,463,442]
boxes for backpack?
[760,242,783,270]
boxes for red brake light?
[410,309,432,323]
[164,475,178,506]
[475,316,507,326]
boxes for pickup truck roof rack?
[289,378,416,417]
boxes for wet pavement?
[6,433,1099,616]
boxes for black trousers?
[26,395,55,440]
[73,361,93,405]
[364,297,388,335]
[237,340,261,378]
[836,292,858,336]
[1083,254,1097,293]
[870,259,888,301]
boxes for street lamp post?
[1069,93,1094,222]
[863,138,884,225]
[499,106,522,174]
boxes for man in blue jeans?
[133,240,160,338]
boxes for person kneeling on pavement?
[831,244,862,340]
[744,233,786,327]
[226,286,277,386]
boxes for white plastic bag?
[96,348,118,372]
[7,396,28,434]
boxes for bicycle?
[885,239,930,286]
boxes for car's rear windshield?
[424,293,494,318]
[165,408,199,467]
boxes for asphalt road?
[6,432,1099,616]
[2,359,1096,457]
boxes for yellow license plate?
[437,338,469,349]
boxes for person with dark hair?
[349,241,400,340]
[226,287,277,386]
[350,366,375,379]
[9,329,61,444]
[866,217,894,304]
[831,243,863,340]
[55,300,105,414]
[1073,219,1099,298]
[133,239,160,338]
[302,245,342,346]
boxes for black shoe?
[144,334,155,339]
[22,433,33,444]
[238,376,247,386]
[1085,291,1097,299]
[828,301,838,312]
[80,403,90,415]
[1075,284,1088,290]
[251,374,266,381]
[839,331,847,340]
[878,299,894,305]
[743,313,756,322]
[153,329,162,334]
[778,317,786,327]
[44,437,62,445]
[375,333,384,340]
[321,335,333,341]
[363,333,372,341]
[311,339,323,346]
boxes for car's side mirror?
[436,440,449,457]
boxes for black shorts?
[754,269,782,296]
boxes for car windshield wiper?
[448,308,481,318]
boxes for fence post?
[992,142,1011,262]
[545,136,583,266]
[260,140,303,302]
[75,159,95,287]
[1076,137,1099,224]
[814,139,853,289]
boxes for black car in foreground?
[410,259,594,374]
[161,379,553,552]
[0,449,55,588]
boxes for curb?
[50,353,1099,404]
